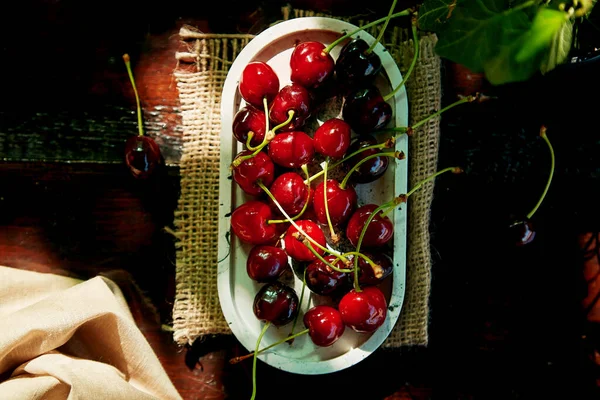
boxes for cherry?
[232,150,275,196]
[313,118,352,159]
[230,200,279,245]
[334,37,383,93]
[343,135,390,184]
[305,255,351,296]
[268,83,312,132]
[232,105,267,148]
[346,203,394,248]
[239,61,280,109]
[290,41,335,90]
[338,285,387,333]
[303,305,345,347]
[267,131,315,169]
[268,171,311,217]
[312,178,357,227]
[351,251,394,286]
[283,219,327,262]
[247,245,290,283]
[122,54,163,180]
[342,85,392,135]
[253,281,299,327]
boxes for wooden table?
[2,1,600,399]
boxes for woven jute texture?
[172,9,441,348]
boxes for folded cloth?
[0,265,182,400]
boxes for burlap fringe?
[171,9,441,348]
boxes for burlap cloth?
[171,7,441,349]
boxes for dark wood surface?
[2,1,600,399]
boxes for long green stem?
[406,167,462,198]
[322,160,339,243]
[122,54,144,137]
[383,19,419,102]
[526,126,555,219]
[230,328,310,365]
[340,151,403,189]
[367,0,398,54]
[251,321,270,400]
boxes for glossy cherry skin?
[351,251,393,286]
[342,85,392,134]
[269,83,312,132]
[246,245,290,283]
[334,38,382,93]
[343,135,389,184]
[509,217,536,246]
[339,286,387,333]
[313,118,352,159]
[239,61,280,109]
[232,105,267,147]
[268,131,315,169]
[232,150,275,196]
[253,281,299,327]
[346,204,394,248]
[312,179,357,227]
[303,305,345,347]
[290,41,335,90]
[124,135,163,179]
[268,171,311,216]
[230,200,279,245]
[283,219,327,262]
[305,255,351,296]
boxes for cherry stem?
[305,241,353,272]
[367,0,398,54]
[340,150,405,189]
[383,18,419,102]
[268,165,312,223]
[322,159,339,243]
[251,321,270,400]
[405,166,462,199]
[230,328,310,365]
[246,98,272,151]
[271,110,295,133]
[323,9,413,54]
[526,126,555,219]
[122,54,144,137]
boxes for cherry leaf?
[417,0,460,32]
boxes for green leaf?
[540,17,573,74]
[417,0,461,32]
[515,8,567,62]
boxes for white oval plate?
[218,16,408,375]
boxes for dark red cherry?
[290,41,335,89]
[124,135,163,179]
[232,105,267,147]
[230,200,279,245]
[253,281,299,327]
[351,251,393,286]
[312,179,357,227]
[346,203,394,248]
[283,219,327,262]
[334,38,382,93]
[343,135,389,184]
[267,131,315,169]
[313,118,352,159]
[269,83,312,132]
[303,305,345,347]
[342,85,392,134]
[305,255,351,296]
[509,217,536,246]
[338,286,387,333]
[268,171,311,216]
[239,61,280,109]
[232,150,275,196]
[247,245,290,283]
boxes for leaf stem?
[122,54,144,137]
[526,126,555,219]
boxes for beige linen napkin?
[0,265,182,400]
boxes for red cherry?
[312,179,357,227]
[267,131,315,169]
[283,219,327,262]
[338,286,387,333]
[303,305,345,347]
[305,255,351,296]
[269,83,312,132]
[509,217,536,246]
[345,204,394,248]
[343,135,389,184]
[232,105,267,147]
[232,150,275,196]
[253,281,299,327]
[247,245,290,283]
[124,135,163,179]
[342,85,392,134]
[334,38,382,93]
[290,41,335,90]
[230,200,279,245]
[268,171,311,216]
[239,61,280,109]
[313,118,352,159]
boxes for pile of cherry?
[228,33,404,354]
